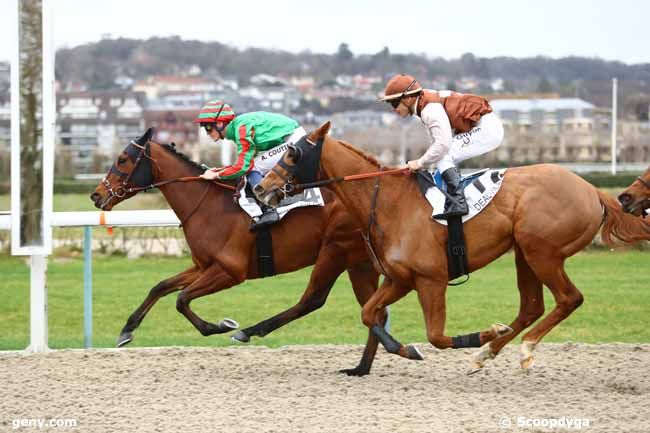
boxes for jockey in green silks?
[194,100,306,229]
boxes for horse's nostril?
[90,192,100,202]
[618,194,631,205]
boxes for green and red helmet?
[194,100,236,124]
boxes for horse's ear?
[138,127,155,145]
[309,121,331,142]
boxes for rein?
[281,167,409,194]
[125,176,236,194]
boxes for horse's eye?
[288,146,301,163]
[118,157,127,165]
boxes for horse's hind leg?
[117,266,199,347]
[470,245,545,370]
[176,263,242,336]
[232,244,347,342]
[518,255,584,369]
[361,278,423,361]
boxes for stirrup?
[433,203,469,220]
[250,210,280,231]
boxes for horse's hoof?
[116,332,133,348]
[467,365,483,375]
[520,356,535,369]
[231,330,250,343]
[406,345,424,360]
[339,367,370,377]
[520,340,536,369]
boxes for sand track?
[2,343,649,432]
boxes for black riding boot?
[250,206,280,231]
[433,167,469,220]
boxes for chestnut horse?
[618,165,650,217]
[90,127,388,375]
[256,122,650,371]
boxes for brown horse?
[256,122,650,371]
[90,127,388,375]
[618,166,650,217]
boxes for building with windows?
[57,91,146,171]
[489,98,611,162]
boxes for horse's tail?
[598,189,650,245]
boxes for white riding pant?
[436,112,504,173]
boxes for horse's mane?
[158,142,204,174]
[336,140,381,168]
[335,139,395,169]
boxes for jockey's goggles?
[202,122,226,134]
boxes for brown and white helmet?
[379,74,422,103]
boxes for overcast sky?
[0,0,649,64]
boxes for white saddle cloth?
[424,168,507,226]
[237,179,324,220]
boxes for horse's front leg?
[415,275,512,374]
[339,260,382,377]
[117,266,199,347]
[361,278,424,361]
[175,263,242,336]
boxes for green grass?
[1,250,649,350]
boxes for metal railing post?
[83,226,92,348]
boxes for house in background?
[57,91,146,171]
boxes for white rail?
[0,210,180,229]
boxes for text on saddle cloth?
[424,168,507,226]
[237,178,324,219]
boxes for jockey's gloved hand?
[406,160,422,172]
[200,169,221,180]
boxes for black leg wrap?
[371,325,401,354]
[452,332,482,348]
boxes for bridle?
[265,135,410,278]
[99,139,156,209]
[637,175,650,191]
[272,144,301,195]
[98,138,236,225]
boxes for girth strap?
[256,226,276,277]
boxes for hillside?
[43,36,650,117]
